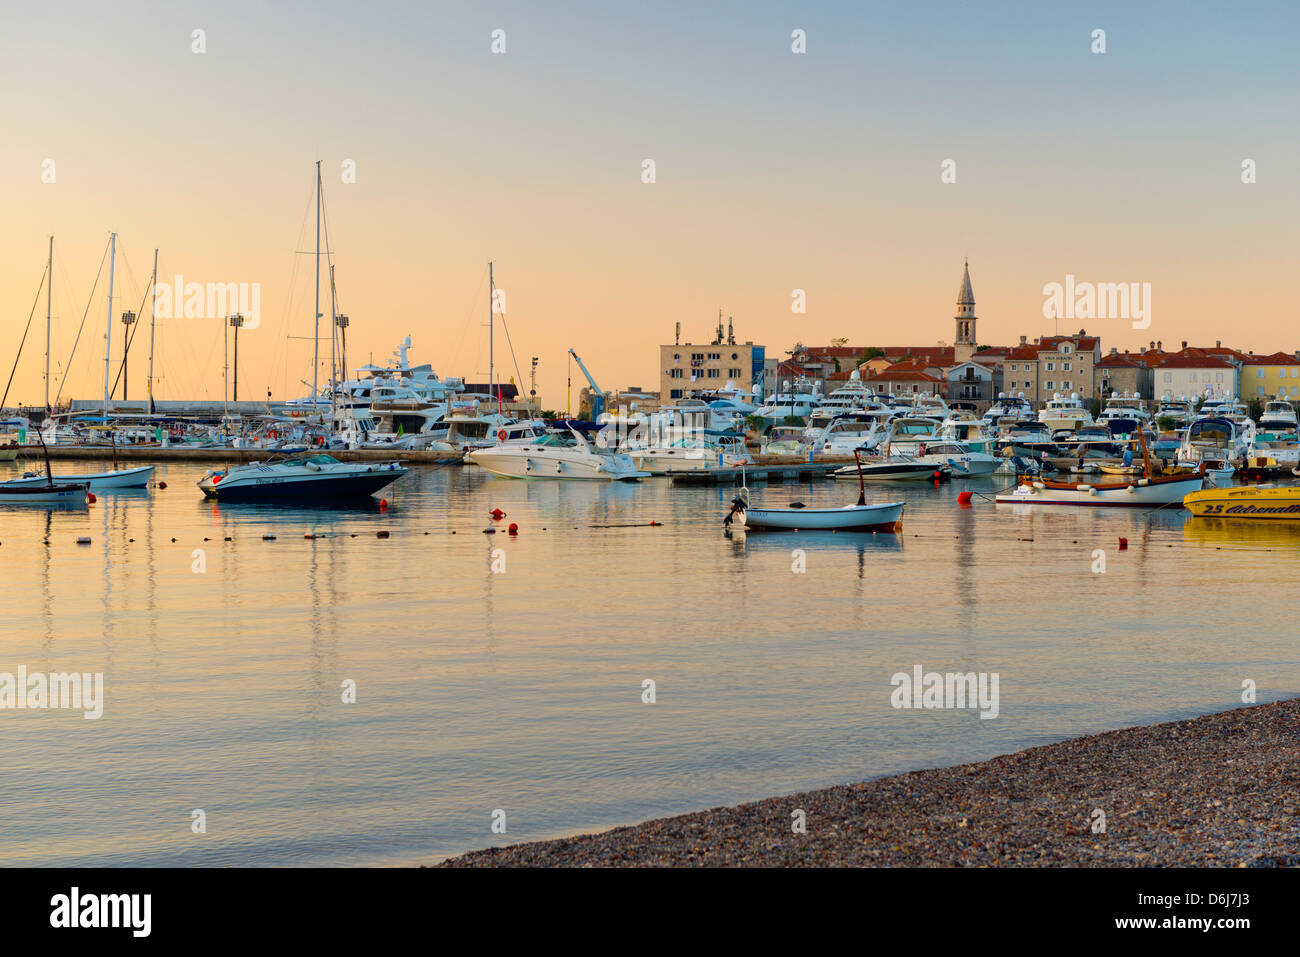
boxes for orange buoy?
[957,491,973,505]
[87,493,97,504]
[508,523,518,535]
[379,498,389,510]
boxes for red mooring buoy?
[957,491,973,506]
[490,508,506,520]
[508,523,518,535]
[1118,536,1129,549]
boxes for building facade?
[659,333,765,401]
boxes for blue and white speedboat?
[198,454,407,502]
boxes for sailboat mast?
[45,235,52,414]
[104,232,116,419]
[488,261,495,414]
[148,248,158,413]
[313,160,321,417]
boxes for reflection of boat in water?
[731,528,904,552]
[1183,485,1300,520]
[1183,515,1300,547]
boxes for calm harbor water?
[1,460,1297,866]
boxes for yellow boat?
[1183,485,1300,520]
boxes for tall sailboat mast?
[148,248,158,413]
[44,235,52,414]
[104,232,116,419]
[488,261,495,414]
[313,160,322,415]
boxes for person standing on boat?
[1122,447,1133,468]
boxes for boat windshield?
[282,454,341,466]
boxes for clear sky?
[2,1,1296,408]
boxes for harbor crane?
[567,348,606,420]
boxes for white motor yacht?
[467,428,648,480]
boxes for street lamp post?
[335,315,349,397]
[229,313,244,401]
[120,311,137,400]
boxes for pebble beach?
[441,698,1300,867]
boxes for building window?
[1258,386,1265,396]
[1063,362,1072,371]
[1062,380,1071,389]
[1164,372,1172,382]
[1281,369,1289,378]
[1045,362,1055,371]
[1257,368,1265,377]
[1062,344,1072,354]
[669,368,682,379]
[1045,381,1054,390]
[1009,364,1017,371]
[707,369,720,379]
[670,389,683,399]
[1216,373,1224,383]
[707,352,720,360]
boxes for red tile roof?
[879,346,956,365]
[865,369,943,383]
[1152,354,1235,369]
[1244,351,1299,365]
[1097,353,1142,368]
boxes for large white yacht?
[467,428,648,480]
[1038,392,1094,432]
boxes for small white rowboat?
[0,464,154,490]
[735,500,904,531]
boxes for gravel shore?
[440,698,1300,866]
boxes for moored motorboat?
[467,428,648,481]
[1183,485,1300,520]
[198,454,407,502]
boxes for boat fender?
[1078,484,1092,492]
[1032,481,1046,490]
[1137,478,1150,486]
[1088,487,1098,495]
[524,459,532,472]
[1127,484,1137,493]
[556,461,563,473]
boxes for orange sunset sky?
[2,1,1296,409]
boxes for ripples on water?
[0,461,1296,865]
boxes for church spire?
[954,259,977,361]
[957,258,975,307]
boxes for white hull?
[0,465,154,490]
[468,445,647,481]
[739,501,904,531]
[996,475,1204,507]
[0,485,87,505]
